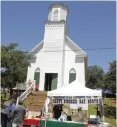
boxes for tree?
[1,43,32,96]
[86,65,104,89]
[103,60,116,93]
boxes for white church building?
[26,4,87,91]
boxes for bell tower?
[48,4,68,21]
[43,4,68,51]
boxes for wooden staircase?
[23,91,47,112]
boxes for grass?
[88,104,116,126]
[104,98,116,107]
[1,93,10,105]
[61,98,116,126]
[87,98,116,126]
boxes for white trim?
[29,37,87,58]
[30,40,43,53]
[66,36,87,57]
[35,68,40,72]
[70,68,76,73]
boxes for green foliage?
[103,61,116,93]
[1,43,31,92]
[86,61,116,94]
[86,65,104,89]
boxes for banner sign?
[52,96,99,105]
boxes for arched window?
[34,68,40,85]
[35,68,40,72]
[69,68,76,83]
[53,9,58,21]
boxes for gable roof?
[30,40,43,53]
[66,36,87,57]
[30,37,87,58]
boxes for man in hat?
[12,100,26,127]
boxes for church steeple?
[43,4,68,51]
[48,4,68,21]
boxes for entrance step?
[23,91,47,112]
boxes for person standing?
[1,104,8,127]
[78,107,84,122]
[3,99,12,127]
[12,100,26,127]
[96,105,101,118]
[53,104,63,120]
[7,99,16,127]
[9,99,16,113]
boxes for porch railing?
[16,80,35,106]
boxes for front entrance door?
[44,73,58,91]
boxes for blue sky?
[1,1,116,72]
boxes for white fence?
[16,80,35,106]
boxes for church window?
[35,68,40,72]
[53,9,58,21]
[69,68,76,83]
[34,68,40,85]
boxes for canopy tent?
[46,81,104,122]
[47,81,102,97]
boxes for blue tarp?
[103,89,112,94]
[95,88,112,94]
